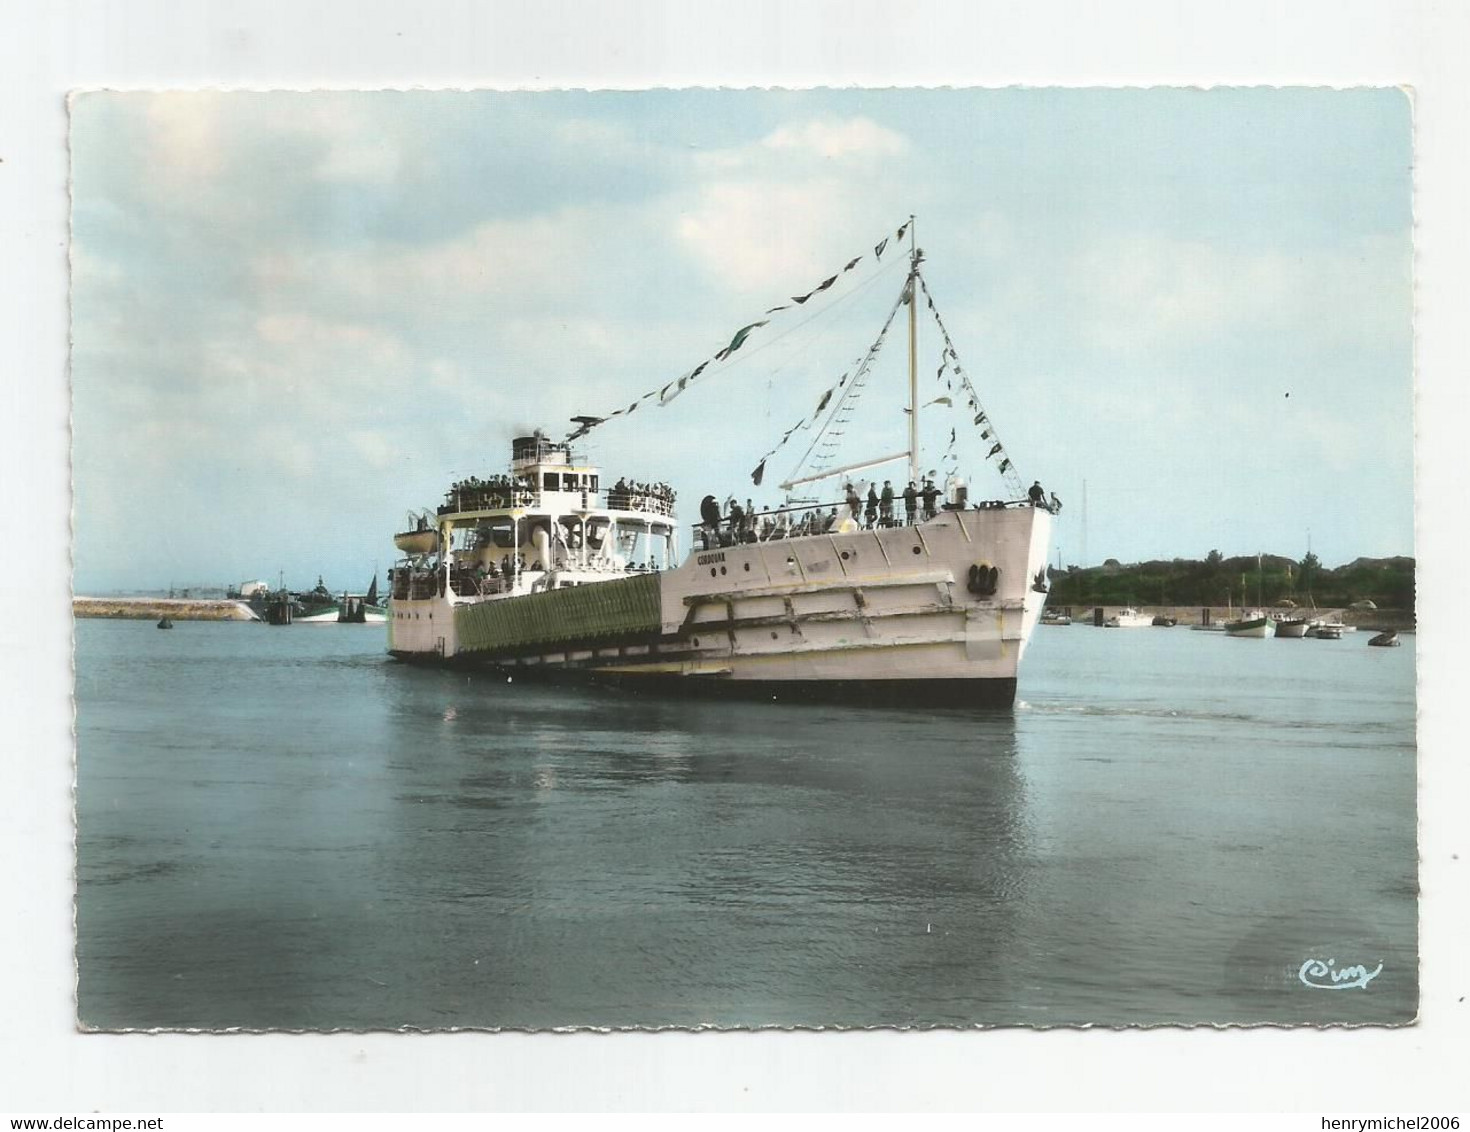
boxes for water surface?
[74,619,1417,1028]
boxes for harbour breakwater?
[1046,604,1415,631]
[73,597,260,622]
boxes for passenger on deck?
[699,494,721,549]
[865,486,879,529]
[921,478,939,520]
[903,482,918,524]
[880,481,895,526]
[1029,480,1046,507]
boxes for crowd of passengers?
[437,474,675,515]
[440,474,533,512]
[606,478,676,514]
[695,478,1057,551]
[449,555,662,595]
[697,479,947,550]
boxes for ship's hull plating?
[388,507,1052,706]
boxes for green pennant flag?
[716,320,769,360]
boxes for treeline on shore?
[1046,552,1415,612]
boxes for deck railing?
[687,496,1038,550]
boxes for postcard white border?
[3,0,1466,1114]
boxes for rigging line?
[806,281,907,459]
[678,252,909,387]
[785,278,909,482]
[916,274,1025,494]
[564,248,909,442]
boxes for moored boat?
[1274,617,1311,638]
[1224,556,1274,637]
[1224,612,1274,638]
[1104,607,1153,628]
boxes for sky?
[69,87,1414,593]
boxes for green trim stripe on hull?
[455,570,662,653]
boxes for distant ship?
[386,233,1054,706]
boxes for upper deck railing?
[437,483,677,518]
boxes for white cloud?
[1065,233,1409,356]
[140,94,227,189]
[676,118,914,293]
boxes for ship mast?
[906,215,919,487]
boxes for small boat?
[1224,557,1274,636]
[1368,630,1401,647]
[1309,622,1344,640]
[1041,611,1072,626]
[393,518,441,557]
[1104,607,1152,628]
[156,616,174,629]
[1224,612,1274,638]
[1274,617,1311,638]
[1151,615,1177,627]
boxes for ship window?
[543,472,560,491]
[589,475,599,492]
[477,518,515,549]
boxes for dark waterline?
[74,619,1417,1029]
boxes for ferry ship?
[387,230,1054,706]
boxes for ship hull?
[1224,617,1273,638]
[388,507,1052,707]
[389,649,1018,706]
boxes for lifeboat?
[394,527,440,556]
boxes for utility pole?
[1081,478,1088,568]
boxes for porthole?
[771,631,778,639]
[720,566,727,575]
[710,567,717,577]
[840,551,850,560]
[743,562,751,572]
[912,545,922,555]
[693,637,700,646]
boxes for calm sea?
[73,618,1417,1029]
